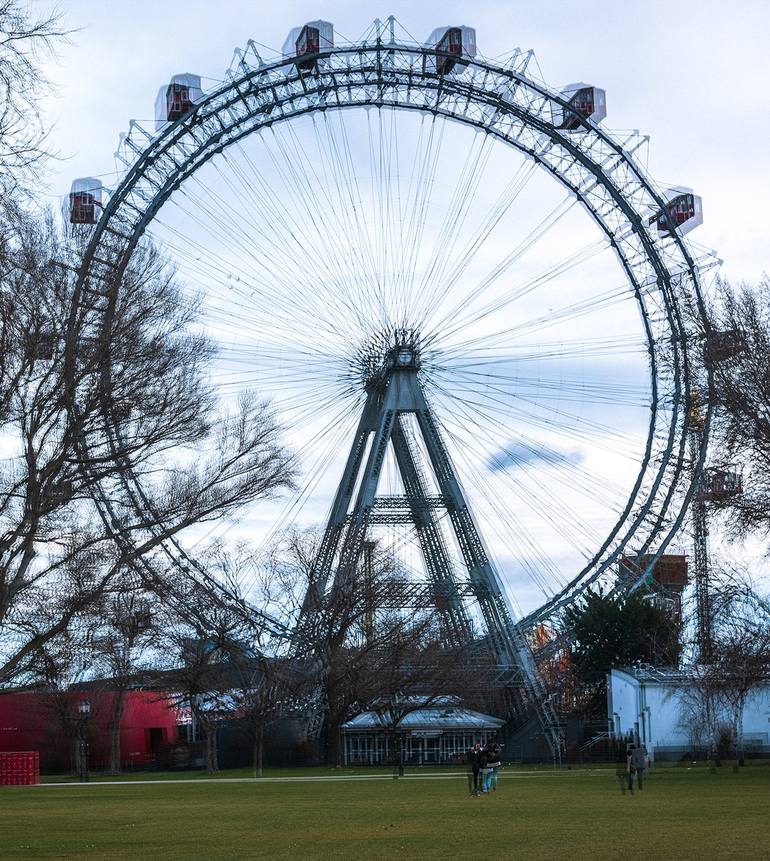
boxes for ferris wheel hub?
[357,327,423,391]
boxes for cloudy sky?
[37,0,769,282]
[31,0,770,613]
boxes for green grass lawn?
[1,765,768,860]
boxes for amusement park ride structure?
[60,17,730,754]
[298,330,561,749]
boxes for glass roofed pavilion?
[341,702,504,766]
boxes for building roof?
[613,666,691,685]
[612,665,770,686]
[341,704,505,732]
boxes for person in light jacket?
[630,743,649,791]
[483,738,503,792]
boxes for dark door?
[147,727,165,759]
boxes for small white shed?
[608,666,770,760]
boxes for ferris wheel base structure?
[63,16,719,761]
[299,332,563,753]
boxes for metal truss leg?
[412,392,563,759]
[390,417,473,645]
[299,390,380,614]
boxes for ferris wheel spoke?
[383,108,413,326]
[281,115,398,340]
[433,437,562,599]
[369,108,404,323]
[410,129,493,327]
[434,334,644,365]
[437,281,635,355]
[430,380,641,497]
[313,112,391,327]
[446,368,650,409]
[452,425,602,564]
[424,192,580,341]
[239,400,364,579]
[438,396,633,518]
[436,413,572,596]
[387,113,448,319]
[414,158,539,328]
[150,204,325,329]
[429,233,610,346]
[215,346,343,368]
[436,405,628,584]
[218,142,374,332]
[301,115,383,327]
[243,127,378,337]
[147,213,357,352]
[186,393,363,586]
[434,379,646,463]
[174,180,320,300]
[196,155,327,289]
[435,359,650,423]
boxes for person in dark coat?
[615,745,629,794]
[626,743,636,792]
[468,742,484,796]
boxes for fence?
[0,751,40,785]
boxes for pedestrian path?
[34,769,605,788]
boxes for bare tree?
[706,276,770,538]
[264,528,483,767]
[262,528,404,766]
[0,210,296,688]
[199,543,308,776]
[157,614,234,774]
[707,571,770,764]
[677,567,770,765]
[0,1,68,200]
[0,0,295,688]
[32,629,101,777]
[90,588,156,773]
[360,617,478,769]
[152,566,288,776]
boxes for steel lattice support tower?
[301,334,563,757]
[688,398,712,664]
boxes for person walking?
[615,745,629,795]
[626,743,636,793]
[468,742,484,796]
[631,742,649,791]
[483,738,503,792]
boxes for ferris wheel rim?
[67,39,712,633]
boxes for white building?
[341,702,504,766]
[608,667,770,760]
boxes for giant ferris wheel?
[64,18,715,737]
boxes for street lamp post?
[78,700,91,782]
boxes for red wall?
[0,691,179,772]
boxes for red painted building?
[0,690,179,772]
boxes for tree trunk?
[705,691,718,770]
[326,723,342,767]
[736,701,745,767]
[71,736,81,777]
[253,724,264,778]
[107,690,126,774]
[205,726,218,773]
[387,726,399,768]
